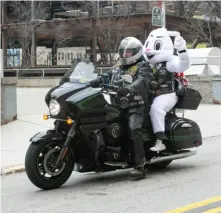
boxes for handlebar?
[88,81,119,91]
[102,84,119,91]
[102,84,144,108]
[88,82,144,109]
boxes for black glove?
[150,81,158,90]
[90,77,102,88]
[117,88,129,97]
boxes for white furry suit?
[143,28,190,151]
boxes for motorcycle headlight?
[49,99,60,116]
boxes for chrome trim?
[148,150,197,165]
[181,123,192,128]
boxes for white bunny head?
[144,28,179,64]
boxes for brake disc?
[43,147,67,176]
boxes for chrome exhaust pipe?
[104,150,197,168]
[148,150,197,165]
[104,162,129,168]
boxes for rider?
[143,28,190,152]
[91,37,153,177]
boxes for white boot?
[150,140,166,152]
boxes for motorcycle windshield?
[60,60,98,84]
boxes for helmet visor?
[119,48,134,58]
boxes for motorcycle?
[25,60,203,190]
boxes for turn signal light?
[66,118,73,125]
[43,114,49,120]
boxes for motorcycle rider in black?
[91,37,153,177]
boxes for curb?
[1,115,17,125]
[212,99,221,105]
[1,164,25,176]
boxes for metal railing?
[3,56,221,78]
[3,66,113,78]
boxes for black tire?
[25,141,74,190]
[149,160,172,170]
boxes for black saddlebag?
[175,87,202,110]
[169,117,202,150]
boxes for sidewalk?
[1,88,54,173]
[1,88,221,173]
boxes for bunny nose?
[146,48,151,52]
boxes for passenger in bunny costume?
[143,28,190,152]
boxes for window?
[71,53,73,59]
[58,53,60,60]
[62,53,64,60]
[68,53,70,60]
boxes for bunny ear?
[170,36,176,44]
[167,31,180,55]
[167,31,180,37]
[168,31,180,45]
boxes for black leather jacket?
[151,62,175,96]
[100,58,153,107]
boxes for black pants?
[128,106,146,166]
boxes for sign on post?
[152,6,162,27]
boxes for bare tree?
[6,1,51,68]
[183,1,221,48]
[96,2,135,65]
[59,1,92,17]
[54,1,131,65]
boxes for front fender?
[30,130,65,143]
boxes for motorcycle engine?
[105,123,122,146]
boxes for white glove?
[174,36,187,52]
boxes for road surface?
[2,136,221,213]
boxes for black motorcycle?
[25,60,203,190]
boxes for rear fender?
[30,130,65,143]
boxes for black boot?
[129,157,147,178]
[130,167,147,178]
[155,132,168,140]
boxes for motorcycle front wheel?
[25,140,74,190]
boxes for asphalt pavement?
[1,136,221,213]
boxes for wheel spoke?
[36,143,67,180]
[25,140,75,190]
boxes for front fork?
[55,121,76,166]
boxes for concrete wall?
[212,78,221,101]
[1,78,17,125]
[187,76,221,103]
[14,76,221,104]
[17,78,60,87]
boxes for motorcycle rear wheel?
[25,141,74,190]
